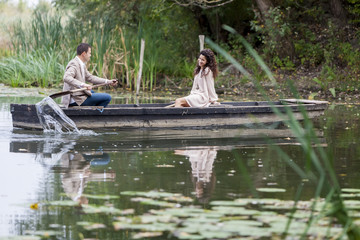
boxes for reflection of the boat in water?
[10,127,326,155]
[175,146,218,204]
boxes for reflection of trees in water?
[175,147,217,204]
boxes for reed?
[4,8,191,91]
[10,10,63,54]
[207,25,360,239]
[0,48,65,87]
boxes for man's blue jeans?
[70,90,111,107]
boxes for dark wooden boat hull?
[10,99,328,130]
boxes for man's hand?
[82,83,92,90]
[109,79,118,87]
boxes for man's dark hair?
[77,43,91,55]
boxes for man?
[61,43,118,108]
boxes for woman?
[175,49,219,107]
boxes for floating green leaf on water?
[342,188,360,193]
[77,221,107,230]
[155,164,175,168]
[134,215,178,224]
[234,198,282,205]
[45,200,80,207]
[210,200,247,206]
[212,206,260,216]
[82,204,124,215]
[113,222,176,232]
[256,188,286,193]
[200,231,233,239]
[82,194,120,200]
[24,230,60,237]
[286,210,317,219]
[121,191,175,198]
[0,237,41,240]
[164,195,193,203]
[118,208,135,215]
[132,232,163,239]
[121,190,192,203]
[340,193,360,198]
[131,197,177,207]
[150,207,206,217]
[108,194,360,239]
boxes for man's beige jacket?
[61,57,109,108]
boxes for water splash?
[35,97,80,134]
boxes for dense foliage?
[0,0,360,96]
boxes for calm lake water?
[0,91,360,239]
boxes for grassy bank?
[1,2,360,102]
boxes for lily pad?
[82,194,120,200]
[164,195,193,203]
[0,237,41,240]
[234,198,283,205]
[256,188,286,193]
[212,206,260,216]
[200,231,234,239]
[134,215,178,224]
[174,231,204,240]
[121,191,176,199]
[45,200,80,207]
[210,201,247,206]
[132,232,163,239]
[131,197,177,207]
[77,221,107,230]
[341,193,360,198]
[81,204,124,215]
[342,188,360,193]
[23,230,60,237]
[113,222,175,232]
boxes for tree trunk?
[254,0,273,19]
[329,0,347,24]
[193,7,213,37]
[253,0,295,60]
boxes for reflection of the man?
[174,147,217,204]
[10,138,115,204]
[59,151,115,204]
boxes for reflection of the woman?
[174,146,217,203]
[59,151,114,204]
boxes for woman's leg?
[175,97,190,107]
[81,92,112,107]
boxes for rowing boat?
[10,99,328,130]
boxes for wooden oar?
[49,82,110,99]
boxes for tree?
[252,0,295,60]
[330,0,347,24]
[172,0,234,9]
[254,0,273,19]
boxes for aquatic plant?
[28,189,360,239]
[0,48,66,87]
[206,25,360,239]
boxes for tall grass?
[11,10,63,54]
[0,49,66,87]
[113,22,161,91]
[2,8,195,90]
[207,25,360,238]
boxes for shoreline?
[1,84,358,104]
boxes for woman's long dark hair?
[194,49,218,79]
